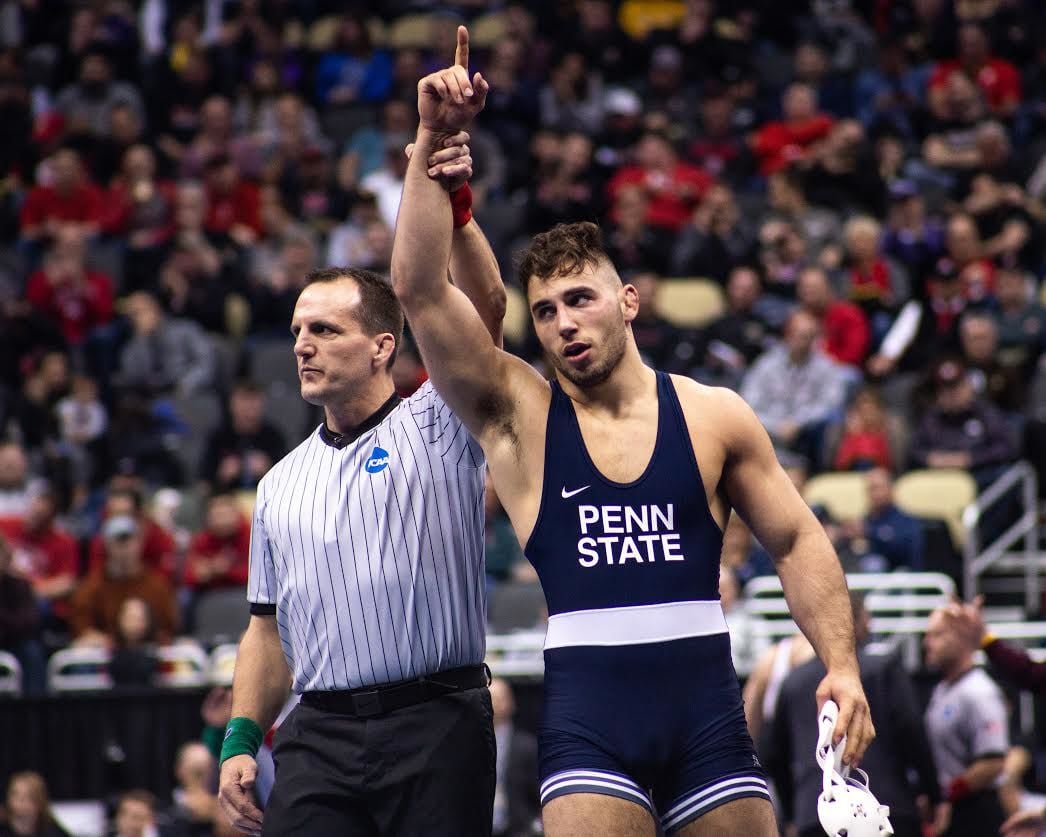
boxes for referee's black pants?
[262,687,495,836]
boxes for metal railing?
[962,460,1040,610]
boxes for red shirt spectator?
[26,264,114,345]
[607,132,713,232]
[88,519,175,580]
[100,145,177,247]
[751,84,834,176]
[19,148,105,239]
[203,154,262,239]
[821,300,871,367]
[0,491,79,621]
[183,522,250,591]
[929,25,1021,116]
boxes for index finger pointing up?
[455,25,469,70]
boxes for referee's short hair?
[306,267,405,368]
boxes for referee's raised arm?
[218,614,291,836]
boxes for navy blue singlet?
[524,371,769,831]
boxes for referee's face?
[292,279,389,407]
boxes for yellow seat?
[387,13,435,49]
[802,471,870,522]
[503,284,530,346]
[470,11,509,48]
[893,468,977,547]
[656,278,725,328]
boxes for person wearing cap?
[909,357,1019,482]
[70,513,179,647]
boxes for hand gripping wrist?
[219,716,264,766]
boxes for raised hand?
[417,26,489,134]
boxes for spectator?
[539,51,604,135]
[764,167,841,257]
[100,145,177,290]
[166,742,223,837]
[25,225,115,346]
[489,677,540,837]
[87,486,176,580]
[992,266,1046,376]
[0,533,45,697]
[111,790,160,837]
[670,184,753,282]
[929,23,1022,118]
[628,271,697,373]
[755,218,810,305]
[108,597,159,689]
[767,592,942,837]
[695,265,771,388]
[179,95,260,182]
[116,291,217,398]
[740,308,849,462]
[247,234,318,335]
[881,180,946,298]
[687,88,748,188]
[750,83,834,176]
[842,216,910,342]
[346,99,418,180]
[0,442,34,519]
[844,468,925,573]
[958,312,1026,411]
[0,772,70,837]
[182,493,250,594]
[923,606,1009,837]
[8,350,68,453]
[606,130,713,232]
[91,102,146,186]
[19,148,105,244]
[742,631,816,750]
[945,595,1046,695]
[603,185,673,275]
[54,48,144,139]
[200,382,287,492]
[944,213,996,304]
[360,137,410,232]
[803,119,886,216]
[314,13,393,107]
[797,265,871,368]
[910,358,1019,480]
[831,389,897,472]
[202,154,261,246]
[70,513,179,646]
[0,484,78,627]
[250,186,315,286]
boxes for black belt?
[301,664,490,718]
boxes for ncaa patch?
[364,446,390,473]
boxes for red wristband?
[947,776,971,802]
[450,181,473,228]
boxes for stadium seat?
[224,294,252,341]
[0,650,22,696]
[194,588,252,648]
[210,643,239,686]
[656,278,725,328]
[487,581,547,633]
[47,647,112,692]
[172,392,222,479]
[470,11,509,47]
[387,13,435,48]
[155,641,209,688]
[893,468,977,547]
[802,471,869,522]
[503,284,530,347]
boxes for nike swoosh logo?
[561,485,591,499]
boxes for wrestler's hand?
[815,666,875,767]
[417,26,489,134]
[405,131,473,192]
[218,754,263,836]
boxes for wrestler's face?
[292,279,396,407]
[528,261,638,389]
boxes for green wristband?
[219,716,264,765]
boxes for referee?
[218,136,505,837]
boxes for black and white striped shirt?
[247,381,487,692]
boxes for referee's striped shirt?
[247,380,487,693]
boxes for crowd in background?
[0,0,1045,832]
